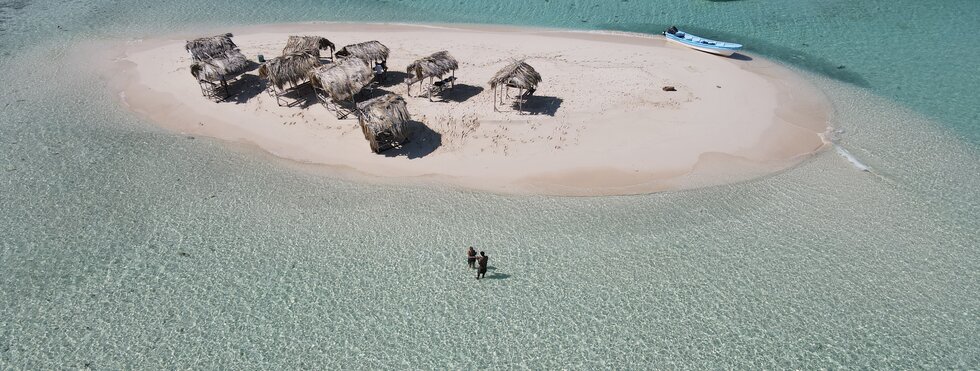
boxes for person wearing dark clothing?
[466,247,477,269]
[374,62,385,83]
[476,251,488,279]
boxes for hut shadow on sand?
[381,120,441,159]
[226,73,265,104]
[437,83,483,103]
[356,87,397,102]
[378,71,410,88]
[510,95,562,116]
[274,86,319,108]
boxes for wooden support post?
[350,87,357,118]
[221,77,229,100]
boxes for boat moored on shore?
[663,26,743,57]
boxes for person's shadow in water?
[483,266,510,280]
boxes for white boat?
[663,26,743,57]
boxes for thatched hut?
[357,93,410,153]
[190,49,251,101]
[406,51,458,99]
[257,52,321,106]
[282,35,335,59]
[308,58,374,118]
[190,49,250,82]
[335,41,390,64]
[185,33,237,61]
[488,59,542,113]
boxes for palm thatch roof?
[257,52,321,90]
[406,51,458,81]
[185,33,237,61]
[358,93,410,130]
[488,59,542,90]
[190,49,250,82]
[357,93,410,152]
[335,41,390,62]
[309,58,373,102]
[282,36,335,58]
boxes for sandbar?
[97,23,832,196]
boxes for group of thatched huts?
[185,33,543,154]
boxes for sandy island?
[98,23,831,196]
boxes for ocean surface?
[1,0,978,368]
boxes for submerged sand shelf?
[97,23,832,196]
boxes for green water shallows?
[0,0,978,368]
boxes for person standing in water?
[476,251,488,279]
[466,246,477,269]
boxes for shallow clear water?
[1,0,978,368]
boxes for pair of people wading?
[466,246,489,279]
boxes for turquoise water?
[1,0,978,368]
[3,0,977,143]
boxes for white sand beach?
[97,23,832,196]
